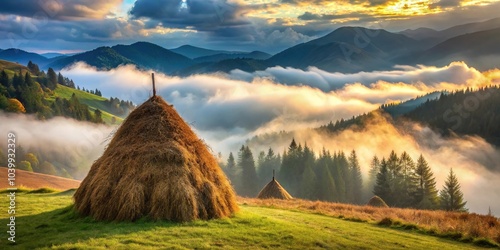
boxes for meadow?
[0,188,498,249]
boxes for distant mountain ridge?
[171,45,245,59]
[112,42,194,73]
[266,27,422,73]
[412,28,500,70]
[1,18,500,74]
[48,46,134,70]
[0,48,49,66]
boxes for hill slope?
[171,45,241,59]
[112,41,194,73]
[0,167,80,189]
[0,192,489,249]
[194,51,271,63]
[266,27,420,73]
[403,86,500,147]
[414,28,500,70]
[0,48,49,66]
[48,46,133,70]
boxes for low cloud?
[0,61,485,215]
[0,112,113,179]
[227,62,489,92]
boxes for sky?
[0,0,500,53]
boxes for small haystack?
[367,195,389,208]
[73,93,238,222]
[257,171,293,200]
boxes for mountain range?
[1,18,500,74]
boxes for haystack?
[73,95,238,222]
[367,195,389,208]
[257,173,292,200]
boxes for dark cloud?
[0,0,122,20]
[0,17,142,44]
[430,0,462,9]
[130,0,248,30]
[298,12,376,22]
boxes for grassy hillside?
[49,84,124,124]
[0,167,80,190]
[1,59,126,124]
[0,60,30,77]
[0,191,492,249]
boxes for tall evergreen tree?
[0,70,9,87]
[47,68,57,89]
[440,169,467,212]
[57,72,65,85]
[257,148,279,189]
[374,158,391,205]
[237,145,258,197]
[280,139,303,195]
[414,155,439,209]
[27,61,40,75]
[224,152,238,188]
[348,150,363,204]
[399,152,417,207]
[299,164,316,199]
[315,161,337,201]
[365,156,380,201]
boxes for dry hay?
[257,177,293,200]
[367,195,389,208]
[73,96,238,222]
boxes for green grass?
[0,60,124,124]
[0,60,29,78]
[49,84,124,124]
[0,192,488,249]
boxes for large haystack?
[367,195,389,208]
[257,175,293,200]
[73,95,238,222]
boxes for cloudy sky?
[0,0,499,53]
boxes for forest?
[0,61,134,123]
[222,139,467,212]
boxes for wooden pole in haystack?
[152,73,156,97]
[273,169,275,181]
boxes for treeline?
[404,86,500,146]
[369,151,466,211]
[0,146,73,179]
[77,86,102,97]
[0,61,106,123]
[222,139,467,212]
[106,97,135,116]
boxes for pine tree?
[257,148,279,189]
[299,165,316,199]
[0,70,9,87]
[27,61,40,75]
[440,168,467,212]
[414,155,439,209]
[224,152,238,188]
[280,139,302,195]
[47,68,57,89]
[348,150,363,204]
[237,146,258,197]
[365,156,380,201]
[374,158,391,205]
[58,72,65,85]
[315,162,337,201]
[399,151,417,207]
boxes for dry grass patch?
[240,197,500,246]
